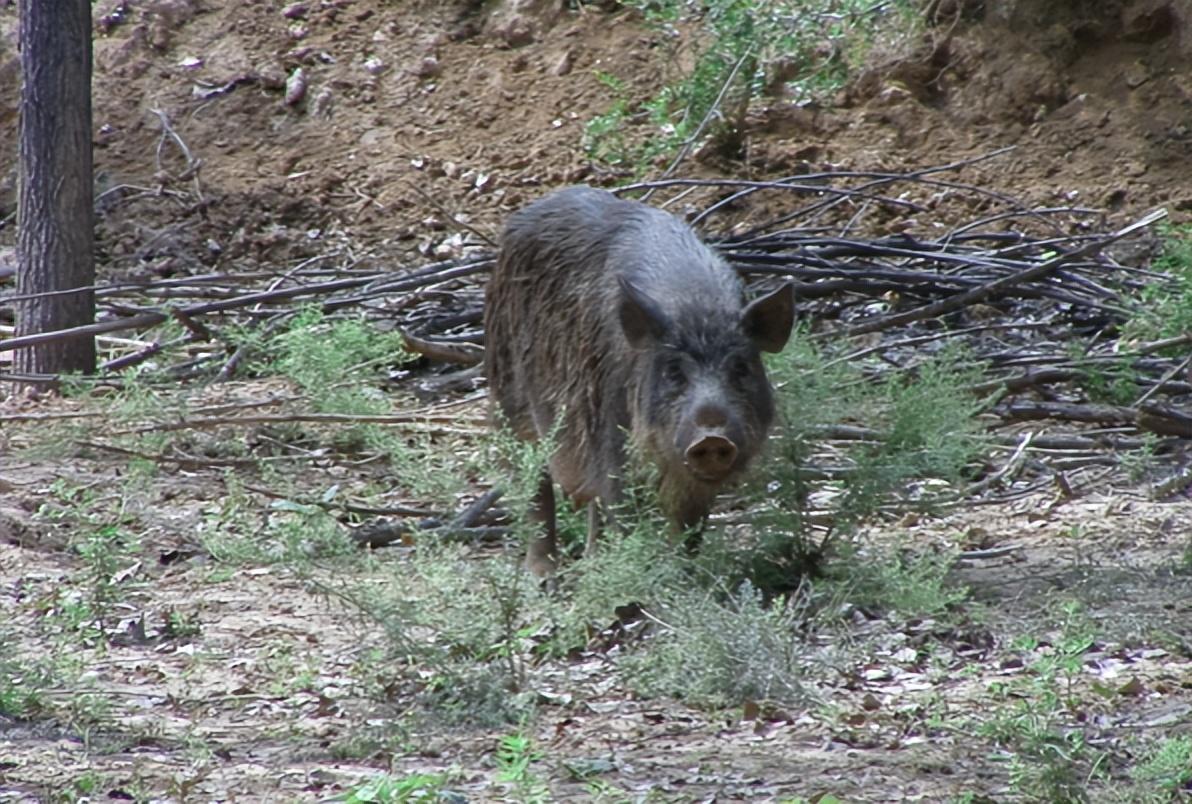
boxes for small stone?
[551,49,574,77]
[412,56,440,78]
[284,67,306,106]
[497,15,534,48]
[312,86,333,117]
[1120,159,1148,177]
[1124,61,1150,89]
[282,2,307,19]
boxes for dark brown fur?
[485,186,794,575]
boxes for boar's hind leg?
[526,471,560,578]
[585,498,615,558]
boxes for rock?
[494,15,534,48]
[1122,0,1180,43]
[285,67,307,106]
[282,2,308,19]
[551,49,574,76]
[412,56,440,78]
[312,86,334,118]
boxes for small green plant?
[582,72,633,165]
[1129,735,1192,797]
[35,482,144,643]
[319,541,546,726]
[336,772,453,804]
[261,306,409,410]
[198,477,358,568]
[495,731,549,804]
[625,577,817,708]
[1118,433,1158,483]
[978,602,1106,802]
[1074,356,1141,407]
[54,771,106,804]
[0,638,52,719]
[1126,223,1192,349]
[840,544,968,618]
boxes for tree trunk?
[15,0,96,378]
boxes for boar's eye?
[663,357,687,386]
[729,356,755,384]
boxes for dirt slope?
[2,0,1192,276]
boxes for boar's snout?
[685,433,739,480]
[681,402,742,481]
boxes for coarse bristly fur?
[485,185,794,575]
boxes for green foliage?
[838,543,968,618]
[1125,223,1192,349]
[197,477,358,567]
[757,337,987,572]
[229,305,414,459]
[979,602,1106,802]
[850,348,987,504]
[35,481,144,643]
[495,731,549,804]
[336,772,456,804]
[0,636,52,719]
[1074,355,1141,407]
[268,308,405,408]
[582,72,633,165]
[625,579,816,708]
[326,541,546,726]
[588,0,919,168]
[1129,736,1192,796]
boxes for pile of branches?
[3,151,1189,500]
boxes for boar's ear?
[618,276,669,347]
[742,281,795,353]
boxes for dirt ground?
[2,0,1192,801]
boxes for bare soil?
[2,1,1192,801]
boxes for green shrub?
[1125,224,1192,349]
[1130,736,1192,797]
[625,578,817,708]
[589,0,920,168]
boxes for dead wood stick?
[844,208,1168,337]
[1136,403,1192,438]
[998,399,1192,438]
[1133,332,1192,355]
[1134,353,1192,407]
[349,489,509,549]
[825,321,1056,369]
[116,411,486,435]
[100,341,165,372]
[75,439,261,468]
[0,409,101,422]
[0,260,489,356]
[400,331,484,366]
[448,488,504,529]
[956,544,1024,561]
[0,312,168,353]
[968,367,1083,396]
[968,432,1032,494]
[238,483,435,518]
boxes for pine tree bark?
[15,0,96,378]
